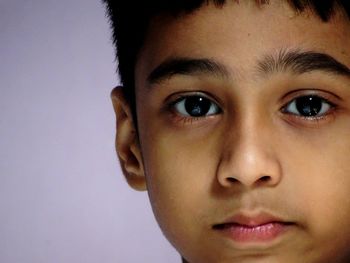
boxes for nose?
[216,122,282,189]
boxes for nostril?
[255,175,275,187]
[226,177,239,183]
[260,176,271,182]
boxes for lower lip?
[216,222,290,243]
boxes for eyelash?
[167,93,338,125]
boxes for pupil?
[185,96,211,117]
[296,96,322,116]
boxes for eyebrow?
[147,49,350,85]
[257,49,350,78]
[147,57,229,84]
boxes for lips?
[213,212,294,243]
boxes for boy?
[103,1,350,262]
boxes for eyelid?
[280,89,341,103]
[164,91,221,114]
[171,94,221,113]
[280,89,339,110]
[166,91,221,106]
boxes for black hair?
[103,0,350,119]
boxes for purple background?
[0,1,179,262]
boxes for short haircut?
[103,0,350,118]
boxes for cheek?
[142,134,217,210]
[286,127,350,255]
[307,160,350,260]
[308,147,350,232]
[139,127,221,245]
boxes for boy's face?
[115,1,350,262]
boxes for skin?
[112,1,350,262]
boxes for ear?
[111,87,146,191]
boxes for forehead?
[135,1,350,87]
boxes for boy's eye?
[173,95,221,117]
[283,95,334,117]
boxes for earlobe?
[111,87,147,191]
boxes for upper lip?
[216,211,290,227]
